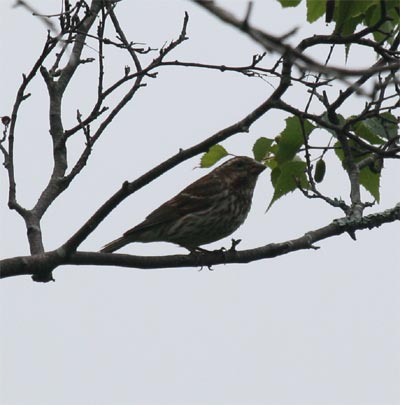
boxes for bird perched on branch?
[101,156,265,253]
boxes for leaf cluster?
[279,0,400,40]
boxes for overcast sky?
[1,1,399,404]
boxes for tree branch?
[4,34,57,220]
[191,0,399,77]
[1,203,399,280]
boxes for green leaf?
[200,145,228,168]
[306,0,326,23]
[360,166,380,202]
[267,160,309,210]
[252,137,274,161]
[332,0,378,38]
[334,1,375,26]
[380,112,398,141]
[266,156,278,171]
[352,119,385,145]
[333,141,381,202]
[352,113,398,144]
[334,140,367,164]
[365,2,381,26]
[320,0,400,45]
[275,117,315,164]
[334,141,343,162]
[366,2,400,44]
[339,14,365,36]
[277,0,302,7]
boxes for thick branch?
[1,203,399,280]
[32,1,105,220]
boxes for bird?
[101,156,265,253]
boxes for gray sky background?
[1,1,399,404]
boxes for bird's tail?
[100,236,130,253]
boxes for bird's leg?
[183,245,208,270]
[198,264,214,272]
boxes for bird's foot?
[186,247,214,271]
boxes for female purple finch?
[101,156,265,252]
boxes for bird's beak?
[251,161,266,175]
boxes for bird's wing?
[123,174,222,236]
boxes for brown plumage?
[101,156,265,252]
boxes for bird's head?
[219,156,265,175]
[216,156,266,187]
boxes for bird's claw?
[188,247,214,271]
[190,241,241,270]
[198,264,214,272]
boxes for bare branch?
[5,34,57,219]
[107,4,142,72]
[1,203,399,280]
[192,0,400,78]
